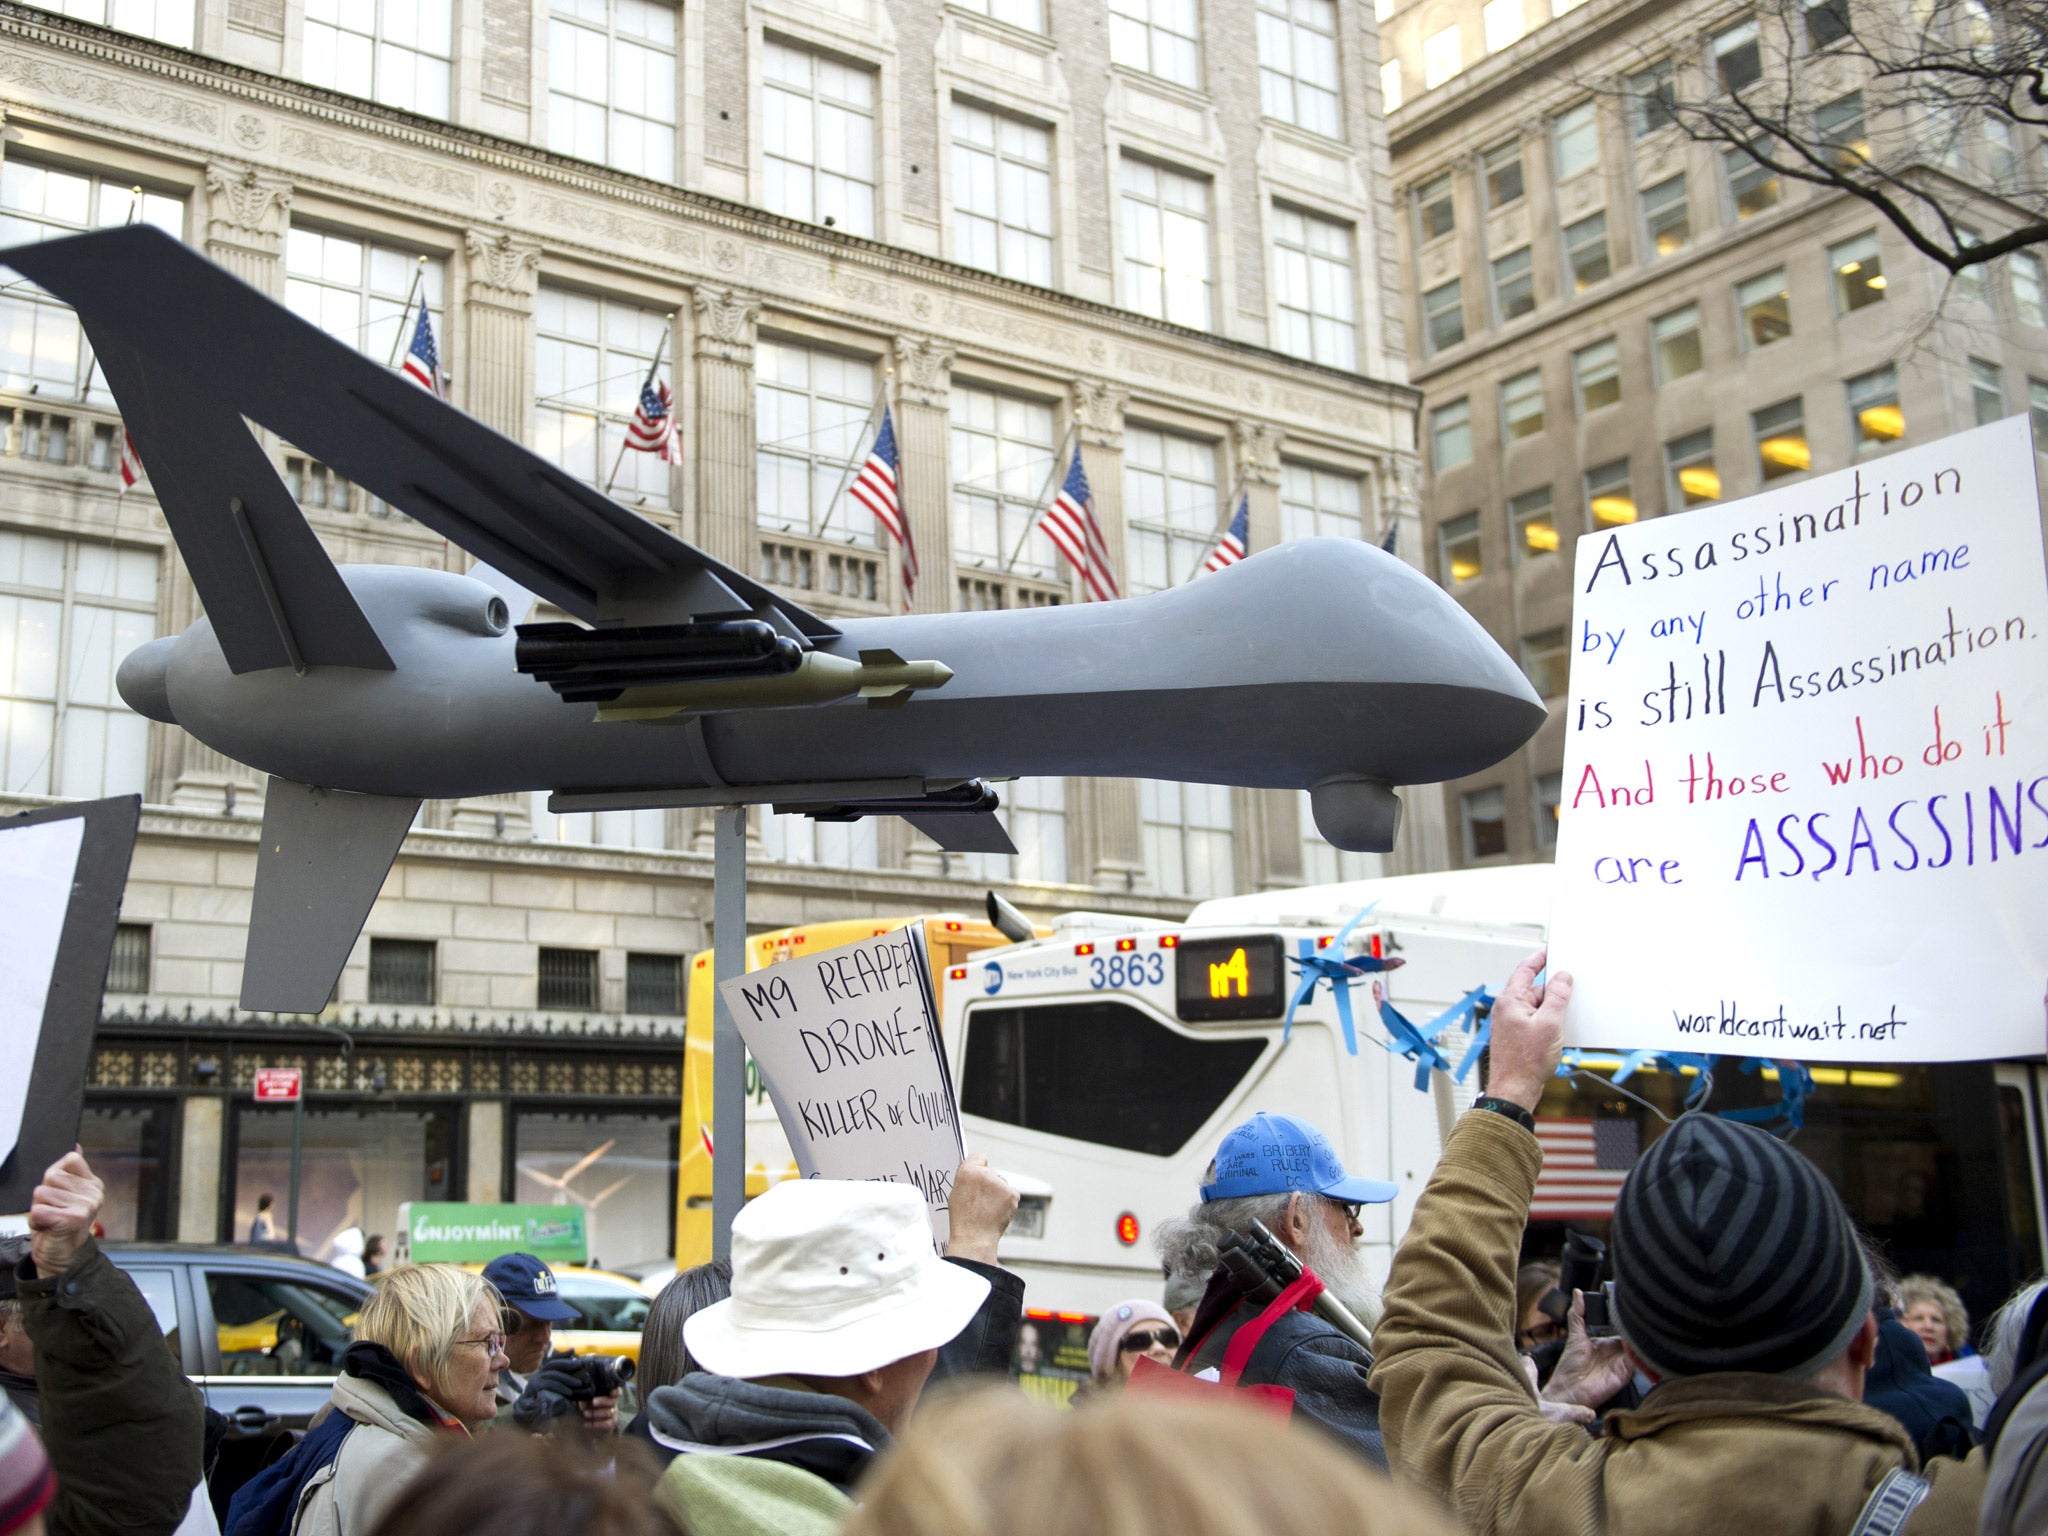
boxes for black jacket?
[1863,1311,1976,1464]
[1184,1279,1386,1469]
[19,1238,206,1536]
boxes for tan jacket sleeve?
[1368,1109,1606,1536]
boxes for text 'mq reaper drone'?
[7,227,1544,1015]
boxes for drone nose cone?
[117,635,178,723]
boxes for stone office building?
[0,0,1424,1260]
[1377,0,2048,866]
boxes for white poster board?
[0,817,85,1165]
[1548,416,2048,1061]
[719,925,963,1243]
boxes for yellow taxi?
[463,1263,651,1364]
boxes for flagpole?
[813,379,889,543]
[1000,422,1077,576]
[602,322,672,497]
[386,257,428,368]
[1185,463,1249,584]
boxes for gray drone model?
[6,227,1544,1015]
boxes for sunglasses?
[1119,1328,1182,1353]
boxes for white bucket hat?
[683,1179,991,1380]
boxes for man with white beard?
[1152,1113,1392,1467]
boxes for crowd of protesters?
[10,946,2048,1536]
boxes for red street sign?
[253,1068,303,1103]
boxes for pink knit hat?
[1088,1300,1176,1382]
[0,1397,52,1536]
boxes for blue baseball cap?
[1199,1112,1398,1205]
[482,1252,580,1323]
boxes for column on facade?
[689,287,761,576]
[164,167,297,811]
[446,232,542,836]
[176,1096,225,1242]
[1070,378,1142,890]
[890,334,956,616]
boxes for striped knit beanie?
[1609,1114,1872,1379]
[0,1396,53,1536]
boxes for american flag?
[849,406,918,610]
[1531,1118,1640,1222]
[402,297,441,396]
[1201,493,1249,574]
[1042,447,1119,602]
[117,427,142,491]
[625,379,680,463]
[1379,519,1399,555]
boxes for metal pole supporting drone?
[710,805,749,1261]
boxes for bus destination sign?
[1174,934,1285,1023]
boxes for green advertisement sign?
[401,1202,588,1264]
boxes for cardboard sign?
[253,1067,302,1102]
[398,1201,589,1264]
[1548,417,2048,1062]
[719,925,963,1243]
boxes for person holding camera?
[480,1255,620,1437]
[1368,948,1987,1536]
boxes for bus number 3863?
[1090,953,1165,988]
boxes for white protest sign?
[719,925,963,1242]
[0,815,84,1164]
[1548,416,2048,1062]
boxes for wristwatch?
[1471,1095,1536,1132]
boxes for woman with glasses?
[224,1265,510,1536]
[1079,1302,1182,1397]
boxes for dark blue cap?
[482,1252,580,1322]
[1199,1112,1398,1205]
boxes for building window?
[951,103,1054,286]
[1726,140,1781,218]
[1985,118,2018,187]
[1414,174,1455,243]
[1971,358,2005,426]
[1423,279,1464,353]
[1271,206,1356,368]
[1652,303,1703,382]
[1713,21,1761,94]
[954,0,1043,29]
[1109,0,1201,87]
[1955,225,1988,303]
[1423,25,1462,90]
[1522,628,1569,700]
[624,953,682,1014]
[1804,0,1851,49]
[1483,140,1524,208]
[533,288,673,504]
[0,531,156,798]
[1825,233,1886,316]
[1737,269,1791,349]
[1501,368,1545,441]
[1279,462,1363,541]
[537,948,600,1011]
[1299,791,1377,884]
[761,810,880,869]
[305,0,452,119]
[368,939,435,1006]
[1257,0,1339,136]
[1141,780,1234,898]
[1481,0,1524,53]
[2031,379,2048,450]
[1665,428,1719,507]
[1492,247,1535,322]
[761,40,874,235]
[1847,366,1904,456]
[1553,102,1600,180]
[1533,772,1562,848]
[531,796,669,849]
[1438,510,1482,583]
[1640,174,1690,257]
[1120,158,1212,330]
[954,387,1060,577]
[2010,252,2046,327]
[1431,398,1473,470]
[106,924,150,994]
[0,167,183,403]
[1461,786,1507,861]
[1753,397,1810,480]
[1380,57,1403,113]
[1815,91,1868,167]
[513,1110,677,1268]
[549,0,676,180]
[1510,487,1556,560]
[756,340,877,546]
[958,775,1067,884]
[1573,338,1621,414]
[46,0,190,46]
[1563,213,1610,292]
[1124,424,1219,593]
[1585,459,1635,528]
[285,228,446,374]
[1628,60,1677,137]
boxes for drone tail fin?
[239,779,421,1013]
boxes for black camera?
[1559,1231,1616,1338]
[566,1352,635,1401]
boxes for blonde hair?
[1898,1274,1970,1354]
[842,1386,1455,1536]
[352,1264,500,1407]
